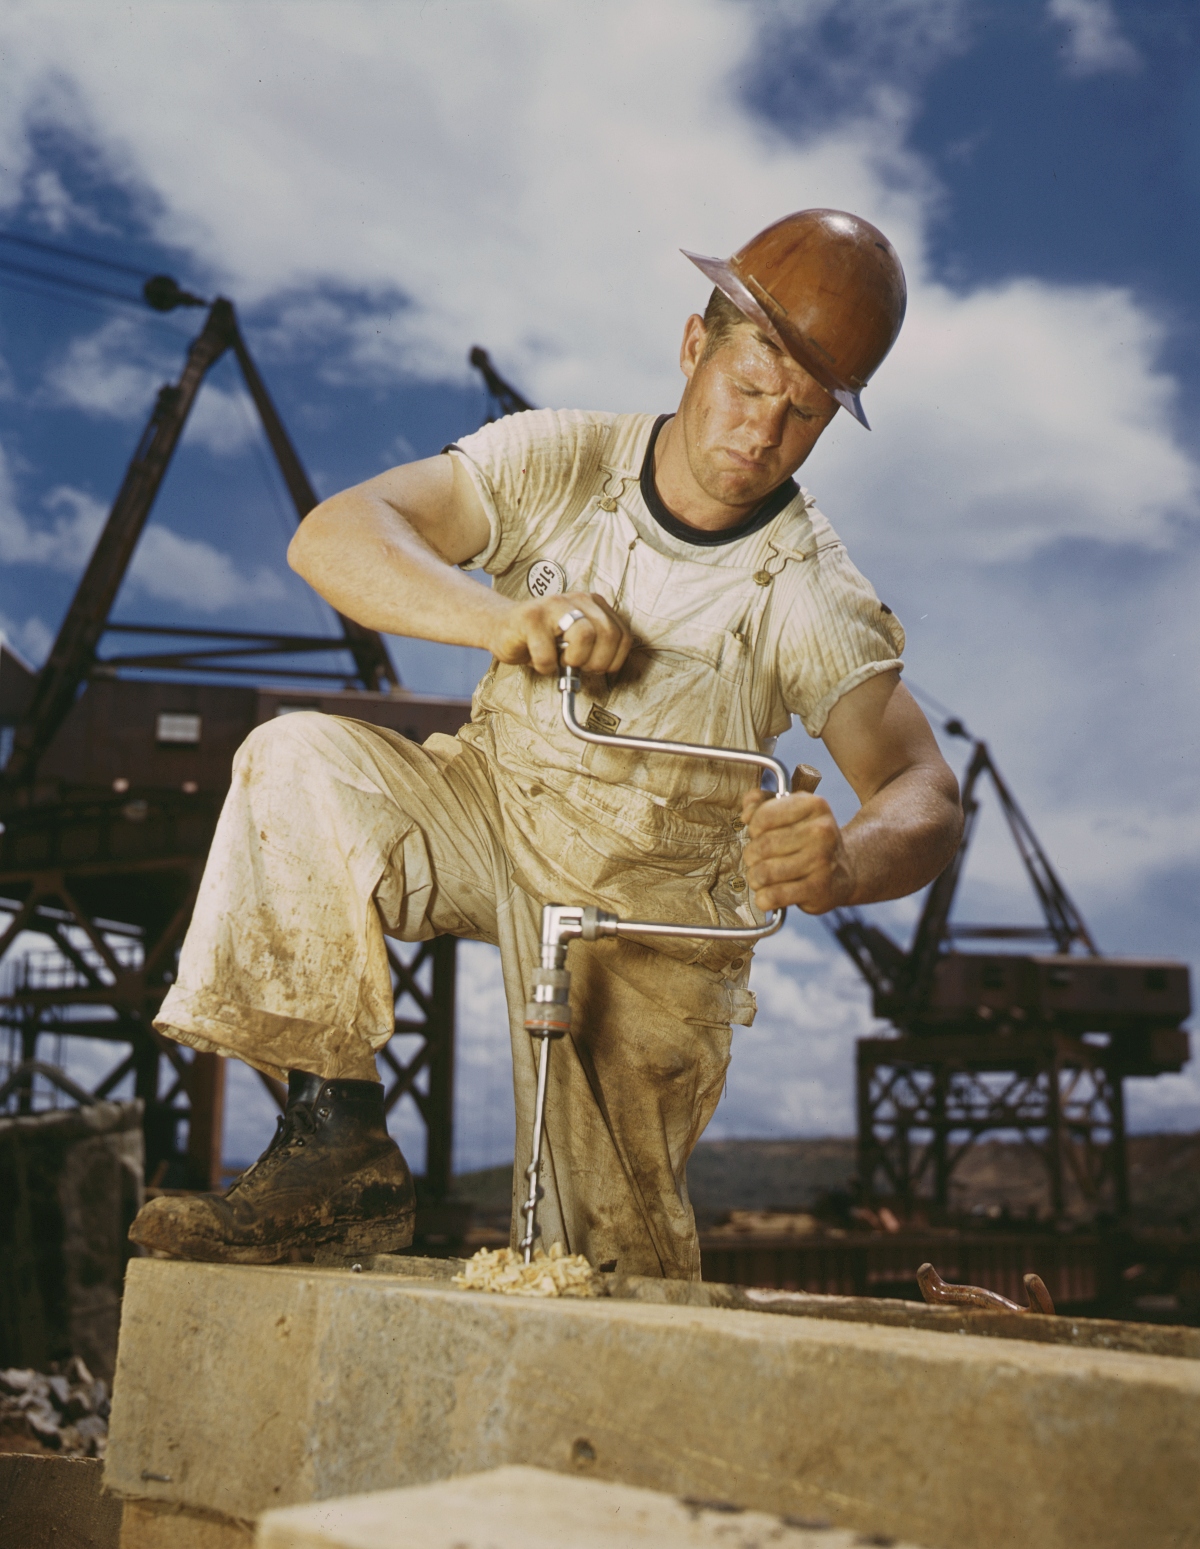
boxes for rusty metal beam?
[228,319,397,694]
[185,1053,226,1191]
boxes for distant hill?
[454,1131,1200,1230]
[685,1137,855,1221]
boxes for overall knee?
[234,711,333,784]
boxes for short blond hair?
[700,286,776,362]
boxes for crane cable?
[0,229,207,313]
[0,228,150,277]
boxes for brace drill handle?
[558,663,796,944]
[517,666,813,1261]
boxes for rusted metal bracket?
[917,1261,1055,1315]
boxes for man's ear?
[679,314,707,380]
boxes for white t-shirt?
[451,408,904,742]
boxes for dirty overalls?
[156,409,904,1279]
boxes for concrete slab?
[119,1497,253,1549]
[328,1251,1200,1361]
[108,1260,1200,1549]
[254,1465,930,1548]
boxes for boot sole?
[135,1206,416,1265]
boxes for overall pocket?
[579,628,757,808]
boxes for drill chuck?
[524,966,571,1038]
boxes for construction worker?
[130,210,962,1276]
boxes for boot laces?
[227,1101,318,1195]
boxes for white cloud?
[0,2,932,402]
[2,1,1183,561]
[818,276,1197,562]
[132,519,285,610]
[43,487,284,611]
[43,318,160,420]
[1047,0,1141,77]
[0,445,100,566]
[0,459,282,613]
[0,609,51,666]
[450,940,516,1174]
[711,925,887,1139]
[44,316,258,455]
[180,380,259,457]
[27,165,112,234]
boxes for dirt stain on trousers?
[155,714,751,1280]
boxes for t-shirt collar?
[638,414,799,548]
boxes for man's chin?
[702,469,779,509]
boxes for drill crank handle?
[538,902,784,957]
[606,911,784,942]
[522,651,798,1264]
[559,667,788,795]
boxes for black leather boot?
[129,1071,415,1263]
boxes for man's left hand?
[739,789,856,914]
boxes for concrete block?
[119,1498,253,1549]
[107,1260,1200,1549]
[319,1252,1200,1360]
[254,1465,930,1548]
[0,1453,122,1549]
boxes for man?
[130,209,962,1277]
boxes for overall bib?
[456,436,804,1274]
[466,446,797,968]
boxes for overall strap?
[561,420,645,531]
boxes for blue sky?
[0,0,1197,1171]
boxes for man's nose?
[742,395,787,448]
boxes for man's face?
[675,316,838,510]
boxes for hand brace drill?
[518,660,821,1261]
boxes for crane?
[828,720,1190,1220]
[0,281,474,1193]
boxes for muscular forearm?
[838,761,962,906]
[741,763,961,915]
[289,464,633,676]
[741,673,963,914]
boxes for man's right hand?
[487,591,634,676]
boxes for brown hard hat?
[683,209,906,429]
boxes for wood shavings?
[453,1242,602,1298]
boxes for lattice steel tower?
[830,726,1190,1221]
[0,293,474,1193]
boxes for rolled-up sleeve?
[778,544,906,738]
[445,409,609,576]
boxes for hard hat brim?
[682,248,871,430]
[829,385,869,430]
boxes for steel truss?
[857,1032,1128,1219]
[0,864,458,1193]
[0,837,221,1186]
[833,733,1186,1223]
[378,937,457,1196]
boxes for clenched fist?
[487,591,633,676]
[739,788,857,915]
